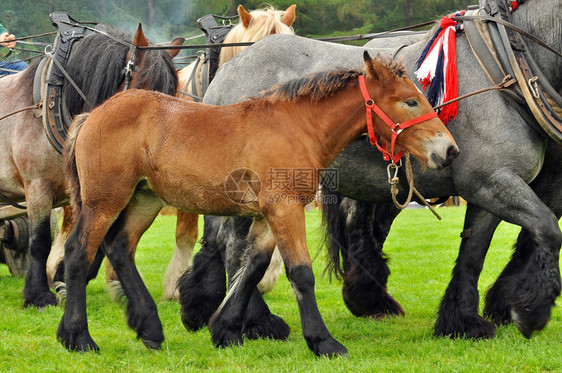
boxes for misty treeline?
[2,0,470,54]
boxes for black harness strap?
[42,12,95,154]
[197,14,232,95]
[176,14,232,101]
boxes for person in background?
[0,22,27,75]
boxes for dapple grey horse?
[178,0,561,340]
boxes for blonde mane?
[177,5,295,99]
[219,6,295,65]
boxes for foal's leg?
[100,190,164,349]
[57,207,115,352]
[341,201,404,318]
[104,193,163,302]
[434,203,499,339]
[270,206,347,357]
[22,181,57,308]
[162,210,198,300]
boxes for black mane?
[261,69,362,102]
[63,25,177,116]
[260,55,406,103]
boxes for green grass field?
[1,206,561,372]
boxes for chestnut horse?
[57,52,458,355]
[0,23,181,308]
[95,4,296,301]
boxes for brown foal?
[57,52,458,356]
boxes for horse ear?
[281,4,297,27]
[238,5,252,28]
[363,50,388,81]
[167,37,185,58]
[133,23,149,47]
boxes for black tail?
[321,187,347,280]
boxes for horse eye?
[405,100,418,107]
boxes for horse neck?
[514,0,562,92]
[278,83,368,168]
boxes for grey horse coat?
[198,0,560,338]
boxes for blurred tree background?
[0,0,471,61]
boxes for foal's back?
[73,89,269,216]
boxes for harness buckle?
[124,59,135,76]
[528,76,540,99]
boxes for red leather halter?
[358,75,438,164]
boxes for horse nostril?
[447,145,459,160]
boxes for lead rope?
[388,153,441,220]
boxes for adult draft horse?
[88,4,297,301]
[0,23,181,308]
[178,0,561,341]
[57,52,458,355]
[322,141,562,339]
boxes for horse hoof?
[511,304,551,339]
[343,286,405,318]
[142,339,162,350]
[365,293,405,320]
[210,326,244,348]
[434,313,496,339]
[57,323,100,352]
[130,314,164,349]
[23,289,57,309]
[243,313,290,341]
[180,304,209,332]
[209,315,244,348]
[308,335,348,358]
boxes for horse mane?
[62,25,177,116]
[261,54,407,103]
[219,6,294,65]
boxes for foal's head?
[362,52,459,169]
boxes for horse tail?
[321,187,347,280]
[63,113,89,219]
